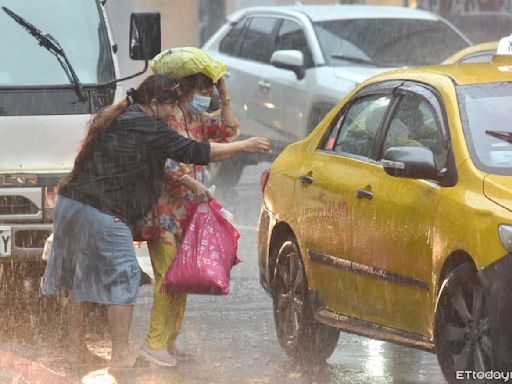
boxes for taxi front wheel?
[272,238,339,362]
[434,263,492,383]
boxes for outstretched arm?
[209,137,271,162]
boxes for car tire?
[434,263,492,383]
[272,238,339,363]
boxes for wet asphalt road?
[0,163,447,383]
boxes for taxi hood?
[483,175,512,212]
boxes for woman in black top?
[41,74,270,368]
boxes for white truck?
[0,0,160,279]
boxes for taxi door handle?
[356,189,373,200]
[258,80,271,90]
[299,175,314,185]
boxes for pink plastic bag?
[163,199,240,295]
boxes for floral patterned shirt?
[147,106,240,246]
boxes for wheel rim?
[274,245,305,348]
[438,281,492,372]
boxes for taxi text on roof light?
[492,34,512,70]
[497,34,512,55]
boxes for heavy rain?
[1,0,512,383]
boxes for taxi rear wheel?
[272,238,339,362]
[434,264,492,383]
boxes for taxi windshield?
[458,82,512,175]
[0,0,114,86]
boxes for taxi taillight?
[260,168,270,192]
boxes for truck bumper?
[0,223,52,263]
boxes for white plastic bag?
[207,185,234,224]
[41,233,53,262]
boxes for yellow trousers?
[145,242,187,350]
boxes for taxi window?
[327,95,390,158]
[459,51,494,64]
[458,82,512,175]
[382,95,447,170]
[323,111,344,151]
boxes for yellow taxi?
[257,36,512,381]
[443,40,499,64]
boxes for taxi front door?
[351,89,448,336]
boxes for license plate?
[0,226,11,257]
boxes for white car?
[202,5,470,183]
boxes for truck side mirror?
[129,12,161,60]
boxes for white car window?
[315,26,370,63]
[238,17,277,63]
[275,19,313,68]
[219,19,247,56]
[314,18,468,67]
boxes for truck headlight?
[498,224,512,252]
[43,186,57,222]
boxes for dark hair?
[178,73,214,97]
[60,74,180,189]
[130,74,181,105]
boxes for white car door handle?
[258,80,271,90]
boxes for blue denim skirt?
[41,196,140,305]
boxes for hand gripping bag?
[163,199,240,295]
[150,47,227,83]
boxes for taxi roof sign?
[492,34,512,68]
[497,34,512,55]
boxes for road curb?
[0,348,69,384]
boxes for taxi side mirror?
[381,146,437,180]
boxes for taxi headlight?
[498,224,512,251]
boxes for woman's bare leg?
[108,304,137,367]
[67,296,87,363]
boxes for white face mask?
[187,94,211,115]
